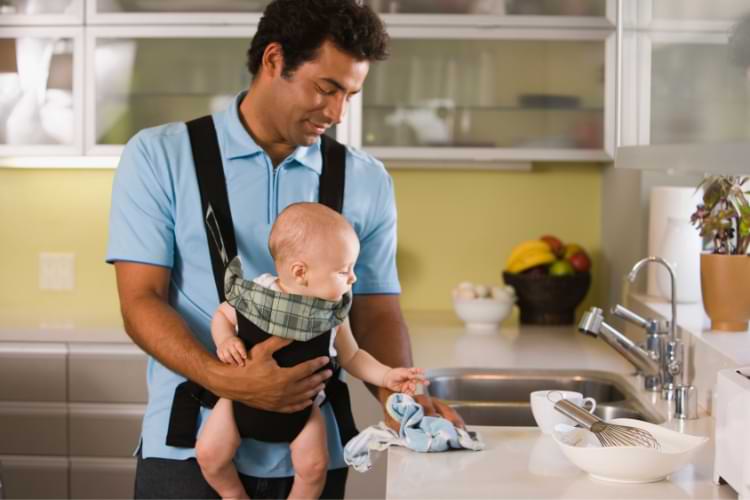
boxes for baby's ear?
[290,261,308,286]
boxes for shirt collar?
[222,91,323,175]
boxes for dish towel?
[343,393,485,472]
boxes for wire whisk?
[553,398,660,450]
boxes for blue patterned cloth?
[344,393,484,472]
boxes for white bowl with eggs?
[452,282,515,332]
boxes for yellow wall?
[392,164,602,314]
[0,164,602,325]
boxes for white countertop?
[0,309,128,343]
[0,308,736,498]
[385,312,735,499]
[386,422,730,499]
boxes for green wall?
[0,164,602,326]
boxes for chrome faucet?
[578,256,698,420]
[579,307,661,380]
[611,303,669,392]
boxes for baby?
[196,202,427,500]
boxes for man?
[107,0,463,498]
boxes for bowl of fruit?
[452,281,516,332]
[502,235,591,325]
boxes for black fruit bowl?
[502,271,591,325]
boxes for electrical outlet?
[39,252,75,291]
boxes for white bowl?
[551,418,708,483]
[452,297,513,332]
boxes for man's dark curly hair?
[247,0,389,78]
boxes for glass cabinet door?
[88,0,270,24]
[0,0,82,25]
[364,0,612,27]
[0,28,83,155]
[87,27,254,154]
[362,29,611,161]
[619,0,750,147]
[365,0,606,16]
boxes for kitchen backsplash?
[0,163,602,322]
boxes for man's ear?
[261,42,285,79]
[290,261,308,287]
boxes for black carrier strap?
[319,134,346,213]
[166,120,357,448]
[186,115,238,301]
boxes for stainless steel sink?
[426,368,663,426]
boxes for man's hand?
[115,262,333,415]
[213,336,333,414]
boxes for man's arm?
[115,261,331,413]
[349,294,465,428]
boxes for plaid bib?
[224,257,352,341]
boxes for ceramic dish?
[551,418,708,483]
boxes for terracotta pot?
[700,253,750,332]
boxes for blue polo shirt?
[106,91,400,477]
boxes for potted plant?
[691,175,750,332]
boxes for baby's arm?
[211,302,246,366]
[335,318,428,395]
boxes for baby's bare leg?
[195,398,248,500]
[288,406,329,500]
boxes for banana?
[505,240,552,270]
[506,249,556,273]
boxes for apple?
[549,259,575,276]
[540,235,564,257]
[563,243,584,260]
[568,251,592,273]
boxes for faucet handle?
[611,304,669,335]
[611,304,650,329]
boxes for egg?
[474,284,491,298]
[453,287,477,300]
[491,285,515,301]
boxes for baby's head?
[269,202,359,301]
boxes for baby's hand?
[383,367,429,396]
[217,337,247,366]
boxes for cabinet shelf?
[364,104,604,112]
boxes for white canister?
[647,186,703,299]
[657,216,702,303]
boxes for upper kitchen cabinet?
[86,27,251,155]
[364,0,612,28]
[362,27,614,162]
[617,0,750,173]
[0,0,83,25]
[87,0,268,24]
[0,28,83,156]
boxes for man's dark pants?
[134,453,348,499]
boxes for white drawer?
[0,455,69,499]
[70,457,136,499]
[0,402,67,455]
[69,403,144,457]
[0,343,67,402]
[68,343,148,403]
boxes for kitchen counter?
[0,309,736,498]
[0,309,128,343]
[384,312,735,499]
[386,421,730,499]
